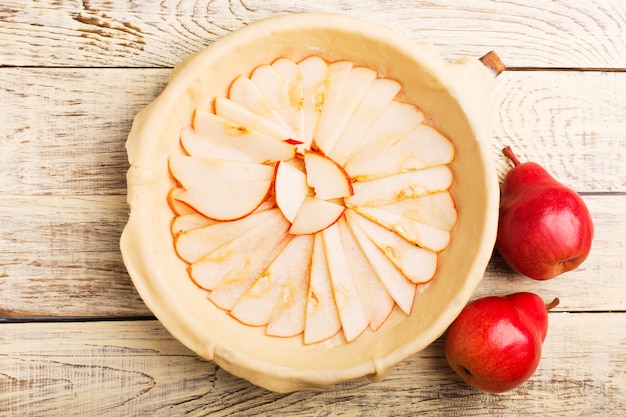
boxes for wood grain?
[0,68,169,195]
[0,194,622,317]
[0,195,149,317]
[1,68,625,195]
[491,70,626,191]
[1,315,624,416]
[1,0,625,411]
[1,0,625,69]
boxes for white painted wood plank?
[0,314,623,415]
[491,70,626,192]
[0,195,150,317]
[0,68,169,195]
[1,0,625,68]
[1,68,624,194]
[0,194,622,316]
[0,0,622,412]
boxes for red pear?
[444,292,559,393]
[496,146,594,280]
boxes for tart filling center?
[167,56,457,345]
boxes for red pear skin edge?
[546,297,560,311]
[502,146,522,167]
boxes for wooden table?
[1,1,625,415]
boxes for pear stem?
[502,146,522,167]
[545,297,560,311]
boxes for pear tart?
[167,56,457,345]
[122,12,501,393]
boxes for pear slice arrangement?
[167,56,458,344]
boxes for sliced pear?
[289,196,345,235]
[329,78,401,165]
[167,57,459,341]
[170,184,277,221]
[274,161,310,223]
[189,210,289,291]
[174,180,272,221]
[167,187,198,216]
[249,64,289,109]
[355,99,425,147]
[168,154,275,221]
[345,210,416,315]
[215,96,295,140]
[264,235,315,337]
[228,75,294,133]
[171,213,217,237]
[298,56,329,149]
[351,205,451,252]
[209,234,291,311]
[230,234,313,328]
[171,193,271,231]
[169,155,274,186]
[304,234,342,345]
[337,218,395,331]
[314,63,378,155]
[284,155,306,172]
[374,191,457,231]
[344,123,455,179]
[271,58,304,133]
[322,223,370,343]
[182,125,253,160]
[311,60,352,152]
[346,211,437,284]
[272,57,300,81]
[345,166,453,207]
[174,209,279,264]
[345,100,425,176]
[187,111,296,163]
[266,274,310,337]
[251,64,303,141]
[303,151,353,200]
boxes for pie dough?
[121,13,499,392]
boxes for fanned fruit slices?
[168,56,458,345]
